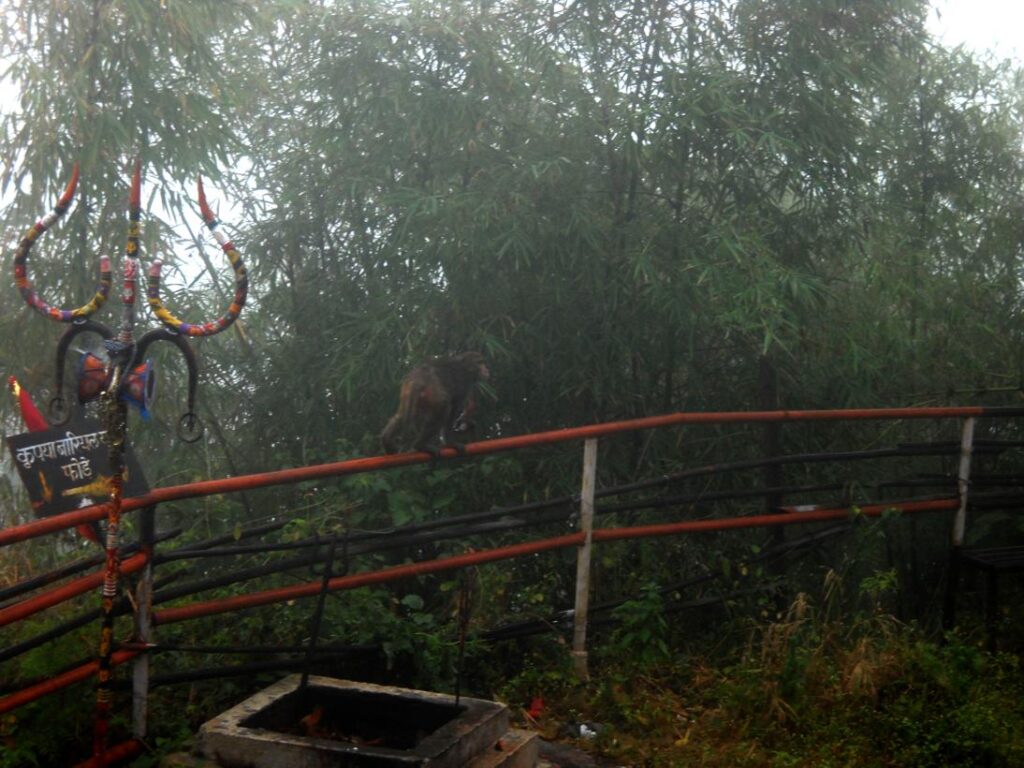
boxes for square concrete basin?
[198,675,510,767]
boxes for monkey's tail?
[380,414,402,453]
[396,379,419,419]
[380,378,419,452]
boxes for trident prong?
[13,163,112,323]
[146,176,248,338]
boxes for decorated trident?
[12,161,247,757]
[15,161,247,436]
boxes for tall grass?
[503,570,1024,767]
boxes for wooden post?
[572,439,598,680]
[131,505,155,740]
[942,417,976,631]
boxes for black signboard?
[6,419,149,517]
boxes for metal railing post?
[952,417,976,548]
[942,417,976,631]
[132,506,155,740]
[572,438,598,679]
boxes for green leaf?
[401,594,425,611]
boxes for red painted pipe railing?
[153,497,957,626]
[0,553,149,628]
[591,498,958,543]
[72,739,144,768]
[3,405,1016,549]
[0,649,138,715]
[0,404,1010,719]
[154,532,586,625]
[0,497,962,715]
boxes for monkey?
[380,351,490,456]
[450,391,478,435]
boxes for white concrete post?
[132,506,155,740]
[572,438,598,679]
[952,417,976,548]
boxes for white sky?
[927,0,1023,62]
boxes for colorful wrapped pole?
[11,160,247,759]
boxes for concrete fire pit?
[196,675,537,767]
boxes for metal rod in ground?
[301,538,337,690]
[454,564,475,707]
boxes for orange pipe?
[0,452,426,547]
[0,649,137,715]
[0,552,149,628]
[153,498,956,626]
[0,498,957,714]
[154,532,586,625]
[72,739,144,768]
[592,498,959,543]
[2,405,1013,549]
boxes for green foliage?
[4,0,1024,503]
[607,582,671,668]
[3,0,1024,765]
[507,584,1024,768]
[0,696,101,768]
[859,568,898,609]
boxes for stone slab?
[198,675,510,768]
[468,728,539,768]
